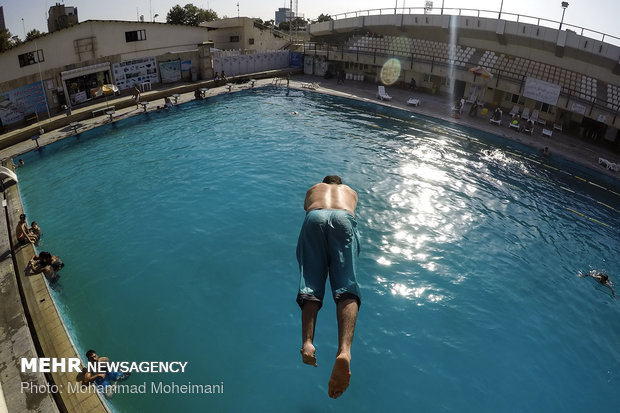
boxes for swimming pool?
[17,88,620,412]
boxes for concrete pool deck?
[1,182,110,412]
[2,72,618,182]
[0,71,618,412]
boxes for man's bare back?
[298,176,360,399]
[304,183,358,217]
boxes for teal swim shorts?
[296,209,361,309]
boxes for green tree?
[291,17,307,30]
[0,29,11,52]
[166,3,218,26]
[316,13,332,22]
[25,29,45,42]
[0,29,23,51]
[278,21,290,31]
[167,5,189,24]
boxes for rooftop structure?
[47,2,78,33]
[201,17,291,50]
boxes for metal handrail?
[316,7,620,46]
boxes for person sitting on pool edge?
[579,270,615,298]
[296,175,361,399]
[16,213,37,244]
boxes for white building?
[0,19,293,127]
[201,17,290,51]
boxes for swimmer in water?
[579,270,615,298]
[83,350,131,388]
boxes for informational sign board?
[523,77,561,106]
[113,57,159,90]
[290,52,302,68]
[0,81,48,126]
[571,102,586,115]
[159,60,182,83]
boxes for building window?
[535,101,553,113]
[18,49,44,67]
[125,30,147,42]
[249,38,254,45]
[505,93,525,105]
[230,36,240,43]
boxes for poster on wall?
[571,102,587,115]
[159,60,182,83]
[523,77,561,106]
[0,81,48,126]
[113,57,159,91]
[290,52,302,68]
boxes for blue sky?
[2,0,618,41]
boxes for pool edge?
[2,163,110,413]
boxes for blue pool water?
[17,88,620,412]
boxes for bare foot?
[300,342,317,367]
[328,354,351,399]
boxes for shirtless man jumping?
[296,175,361,399]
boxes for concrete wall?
[212,50,289,77]
[203,17,289,51]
